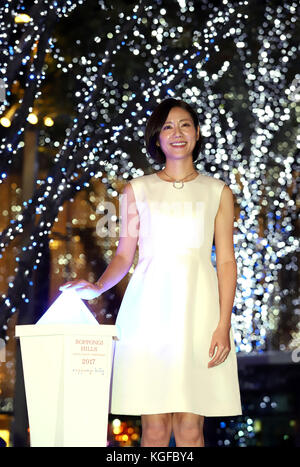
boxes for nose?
[172,124,183,137]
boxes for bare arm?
[208,184,237,368]
[59,181,139,299]
[214,184,237,330]
[95,181,140,294]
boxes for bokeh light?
[0,0,299,355]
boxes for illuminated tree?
[0,0,299,354]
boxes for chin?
[167,152,192,160]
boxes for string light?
[0,0,299,358]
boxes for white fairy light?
[0,0,298,356]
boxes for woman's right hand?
[59,280,102,300]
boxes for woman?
[60,98,242,447]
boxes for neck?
[163,160,196,179]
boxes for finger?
[208,345,229,367]
[60,281,86,291]
[208,346,223,368]
[218,348,230,364]
[209,348,230,368]
[217,347,229,364]
[72,285,91,292]
[59,282,73,290]
[209,342,216,359]
[60,284,78,291]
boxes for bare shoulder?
[122,180,134,194]
[219,184,234,209]
[116,181,140,264]
[121,180,136,204]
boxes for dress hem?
[109,409,243,417]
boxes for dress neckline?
[154,172,200,183]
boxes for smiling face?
[156,106,200,161]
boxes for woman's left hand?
[208,325,231,368]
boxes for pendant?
[173,180,184,189]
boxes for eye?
[162,124,172,130]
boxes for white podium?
[15,289,119,447]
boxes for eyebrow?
[163,118,192,124]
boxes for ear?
[196,125,200,141]
[156,140,160,147]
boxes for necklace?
[162,169,198,189]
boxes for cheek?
[158,134,169,145]
[187,130,197,141]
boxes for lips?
[170,142,187,147]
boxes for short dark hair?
[145,98,202,164]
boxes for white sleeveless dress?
[109,172,242,416]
